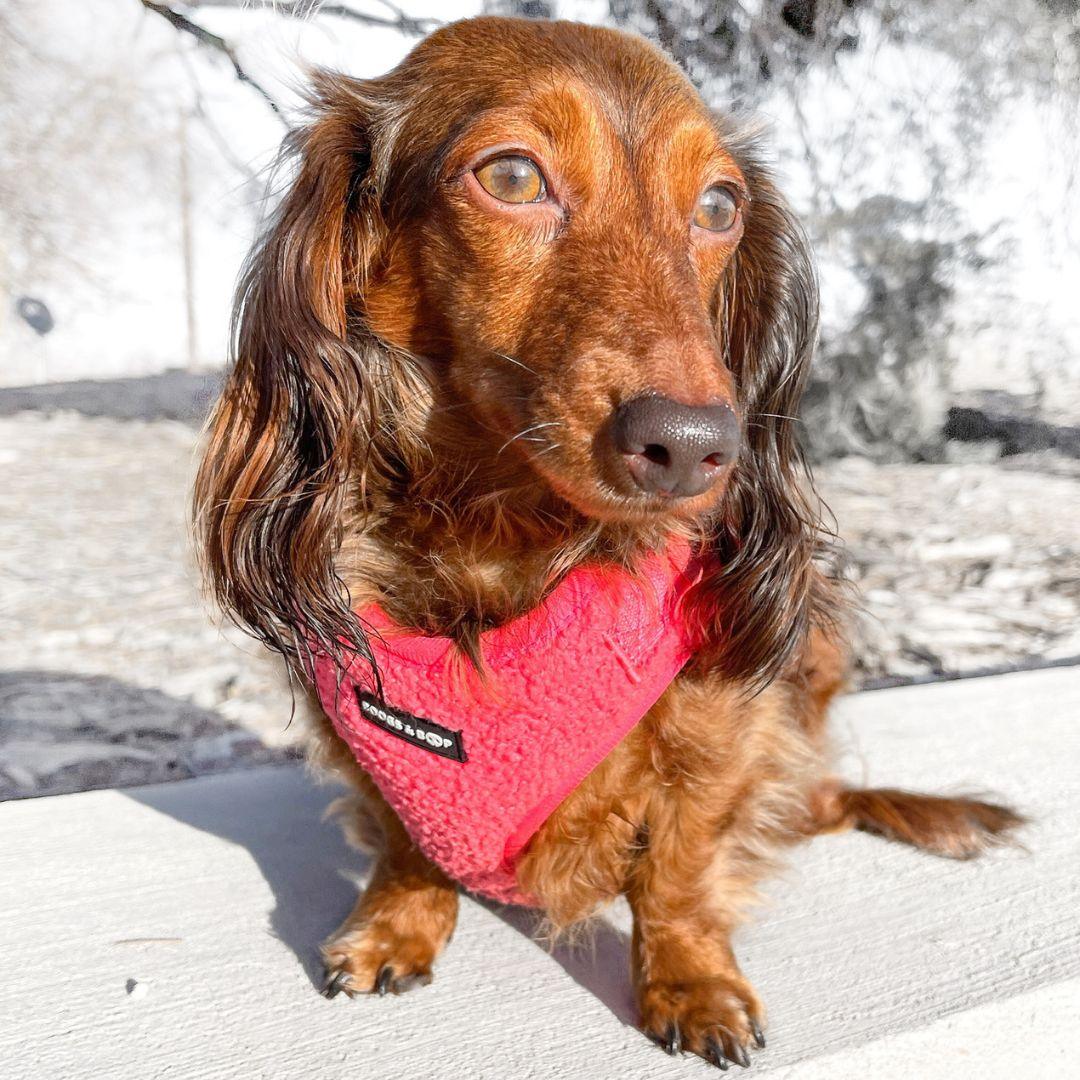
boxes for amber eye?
[474,155,546,204]
[693,185,739,232]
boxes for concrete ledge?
[1,668,1078,1078]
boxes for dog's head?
[195,17,825,690]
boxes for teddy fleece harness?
[314,539,705,905]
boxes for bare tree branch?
[174,46,264,185]
[138,1,286,119]
[187,0,439,36]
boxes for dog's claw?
[321,970,351,999]
[374,965,394,996]
[729,1039,751,1069]
[750,1019,766,1049]
[663,1020,682,1055]
[705,1035,730,1070]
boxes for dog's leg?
[807,780,1025,859]
[301,694,459,998]
[627,812,768,1069]
[321,785,459,997]
[602,678,808,1067]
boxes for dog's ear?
[194,72,394,682]
[690,128,830,692]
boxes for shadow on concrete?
[1,671,351,988]
[125,759,640,1021]
[121,757,639,1020]
[492,903,638,1027]
[4,670,637,1017]
[126,766,367,991]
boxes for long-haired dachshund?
[194,16,1021,1069]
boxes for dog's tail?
[807,781,1026,859]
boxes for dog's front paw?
[639,974,766,1070]
[321,924,438,998]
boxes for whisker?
[531,442,562,459]
[490,350,538,376]
[497,421,563,456]
[753,412,802,423]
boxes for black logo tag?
[356,691,467,763]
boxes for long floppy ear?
[690,127,832,693]
[193,73,390,683]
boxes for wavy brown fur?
[194,84,381,680]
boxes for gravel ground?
[823,452,1080,682]
[1,409,1077,799]
[0,413,300,799]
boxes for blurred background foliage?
[492,0,1080,459]
[1,1,1078,459]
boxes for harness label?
[356,691,467,763]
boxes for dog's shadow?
[127,766,357,988]
[128,764,637,1025]
[491,902,638,1026]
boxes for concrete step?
[1,667,1078,1078]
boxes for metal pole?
[179,107,197,371]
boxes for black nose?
[612,395,741,498]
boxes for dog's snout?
[613,395,741,498]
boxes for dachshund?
[194,16,1021,1069]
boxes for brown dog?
[194,16,1020,1069]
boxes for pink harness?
[314,540,704,905]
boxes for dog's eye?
[474,155,546,204]
[693,186,739,232]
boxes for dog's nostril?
[612,394,741,499]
